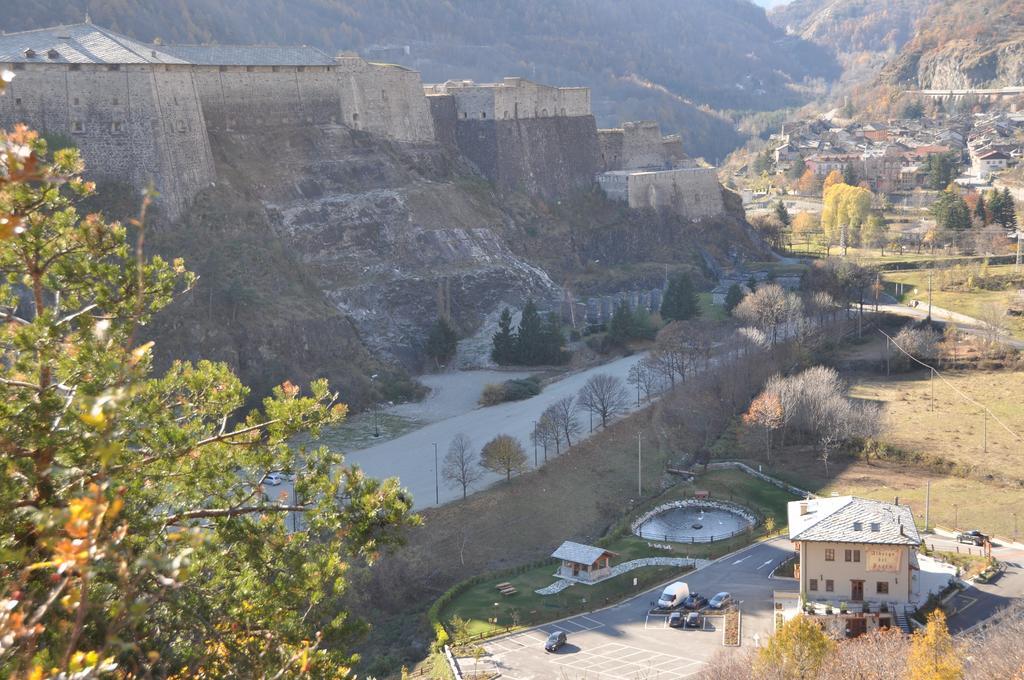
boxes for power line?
[879,329,1023,443]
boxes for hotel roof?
[789,496,920,546]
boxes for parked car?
[957,530,987,546]
[682,593,708,610]
[264,473,285,486]
[544,631,567,652]
[684,612,702,629]
[707,592,732,610]
[668,612,684,628]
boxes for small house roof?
[551,541,614,565]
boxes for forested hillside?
[3,0,841,161]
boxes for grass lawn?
[930,551,990,580]
[849,369,1024,475]
[440,468,798,638]
[881,265,1024,338]
[698,292,730,321]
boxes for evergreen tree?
[999,187,1018,230]
[974,192,988,224]
[660,273,700,322]
[786,155,806,181]
[538,312,567,365]
[425,316,458,368]
[842,162,858,186]
[631,303,657,340]
[607,301,635,346]
[926,153,954,190]
[930,189,971,233]
[773,200,791,229]
[491,307,516,365]
[988,188,1006,226]
[724,283,745,313]
[515,299,545,364]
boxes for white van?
[657,581,689,609]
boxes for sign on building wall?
[866,547,902,572]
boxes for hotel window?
[825,579,834,593]
[825,549,835,561]
[854,550,861,563]
[877,581,889,595]
[809,579,818,592]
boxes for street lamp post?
[370,373,380,437]
[433,442,439,505]
[637,433,642,496]
[954,504,959,530]
[532,421,538,467]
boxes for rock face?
[880,0,1024,89]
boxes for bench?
[500,587,518,596]
[495,582,513,590]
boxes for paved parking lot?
[470,539,797,679]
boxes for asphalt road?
[473,539,798,679]
[347,352,650,509]
[923,534,1024,634]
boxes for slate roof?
[0,24,186,64]
[159,44,334,66]
[788,496,920,546]
[551,541,614,565]
[0,23,335,66]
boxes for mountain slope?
[4,0,841,160]
[881,0,1024,89]
[770,0,931,56]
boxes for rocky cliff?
[142,124,765,406]
[881,0,1024,89]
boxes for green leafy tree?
[491,307,516,365]
[756,614,835,679]
[0,129,416,677]
[425,316,458,368]
[724,283,745,313]
[631,303,658,340]
[660,273,700,322]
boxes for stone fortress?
[0,21,725,221]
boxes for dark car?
[682,593,708,610]
[684,612,702,629]
[668,612,684,628]
[544,631,567,652]
[957,530,987,546]
[707,592,732,610]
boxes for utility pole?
[433,442,439,505]
[930,368,935,411]
[637,433,642,497]
[924,479,930,532]
[1016,230,1022,273]
[983,410,988,454]
[927,268,933,322]
[532,421,538,467]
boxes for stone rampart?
[627,167,725,219]
[621,121,669,170]
[192,65,342,131]
[0,62,214,221]
[427,93,457,148]
[336,56,435,143]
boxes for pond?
[634,505,753,543]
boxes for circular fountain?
[632,500,755,543]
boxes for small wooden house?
[552,541,617,584]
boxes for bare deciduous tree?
[578,373,629,428]
[627,359,661,403]
[977,302,1009,353]
[547,395,581,448]
[531,413,559,459]
[734,283,790,345]
[442,433,484,498]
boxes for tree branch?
[164,503,307,526]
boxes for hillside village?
[1,4,1024,680]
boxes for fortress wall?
[453,118,499,180]
[662,136,686,164]
[149,66,216,218]
[0,62,210,220]
[621,121,668,169]
[493,115,602,199]
[427,93,457,148]
[493,79,590,119]
[626,167,725,219]
[451,87,495,121]
[191,66,340,131]
[336,57,435,142]
[598,129,625,170]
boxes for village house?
[551,541,617,584]
[786,496,922,636]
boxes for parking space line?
[578,614,605,628]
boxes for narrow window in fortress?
[246,66,255,73]
[462,112,467,119]
[72,121,84,133]
[14,97,22,105]
[112,97,119,105]
[72,97,80,106]
[107,64,120,71]
[503,111,509,119]
[111,121,123,133]
[176,120,186,132]
[219,66,228,73]
[297,66,305,72]
[561,108,566,116]
[481,112,486,119]
[381,89,387,101]
[68,64,80,71]
[272,66,280,72]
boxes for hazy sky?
[752,0,792,7]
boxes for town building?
[786,496,921,636]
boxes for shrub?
[479,376,542,406]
